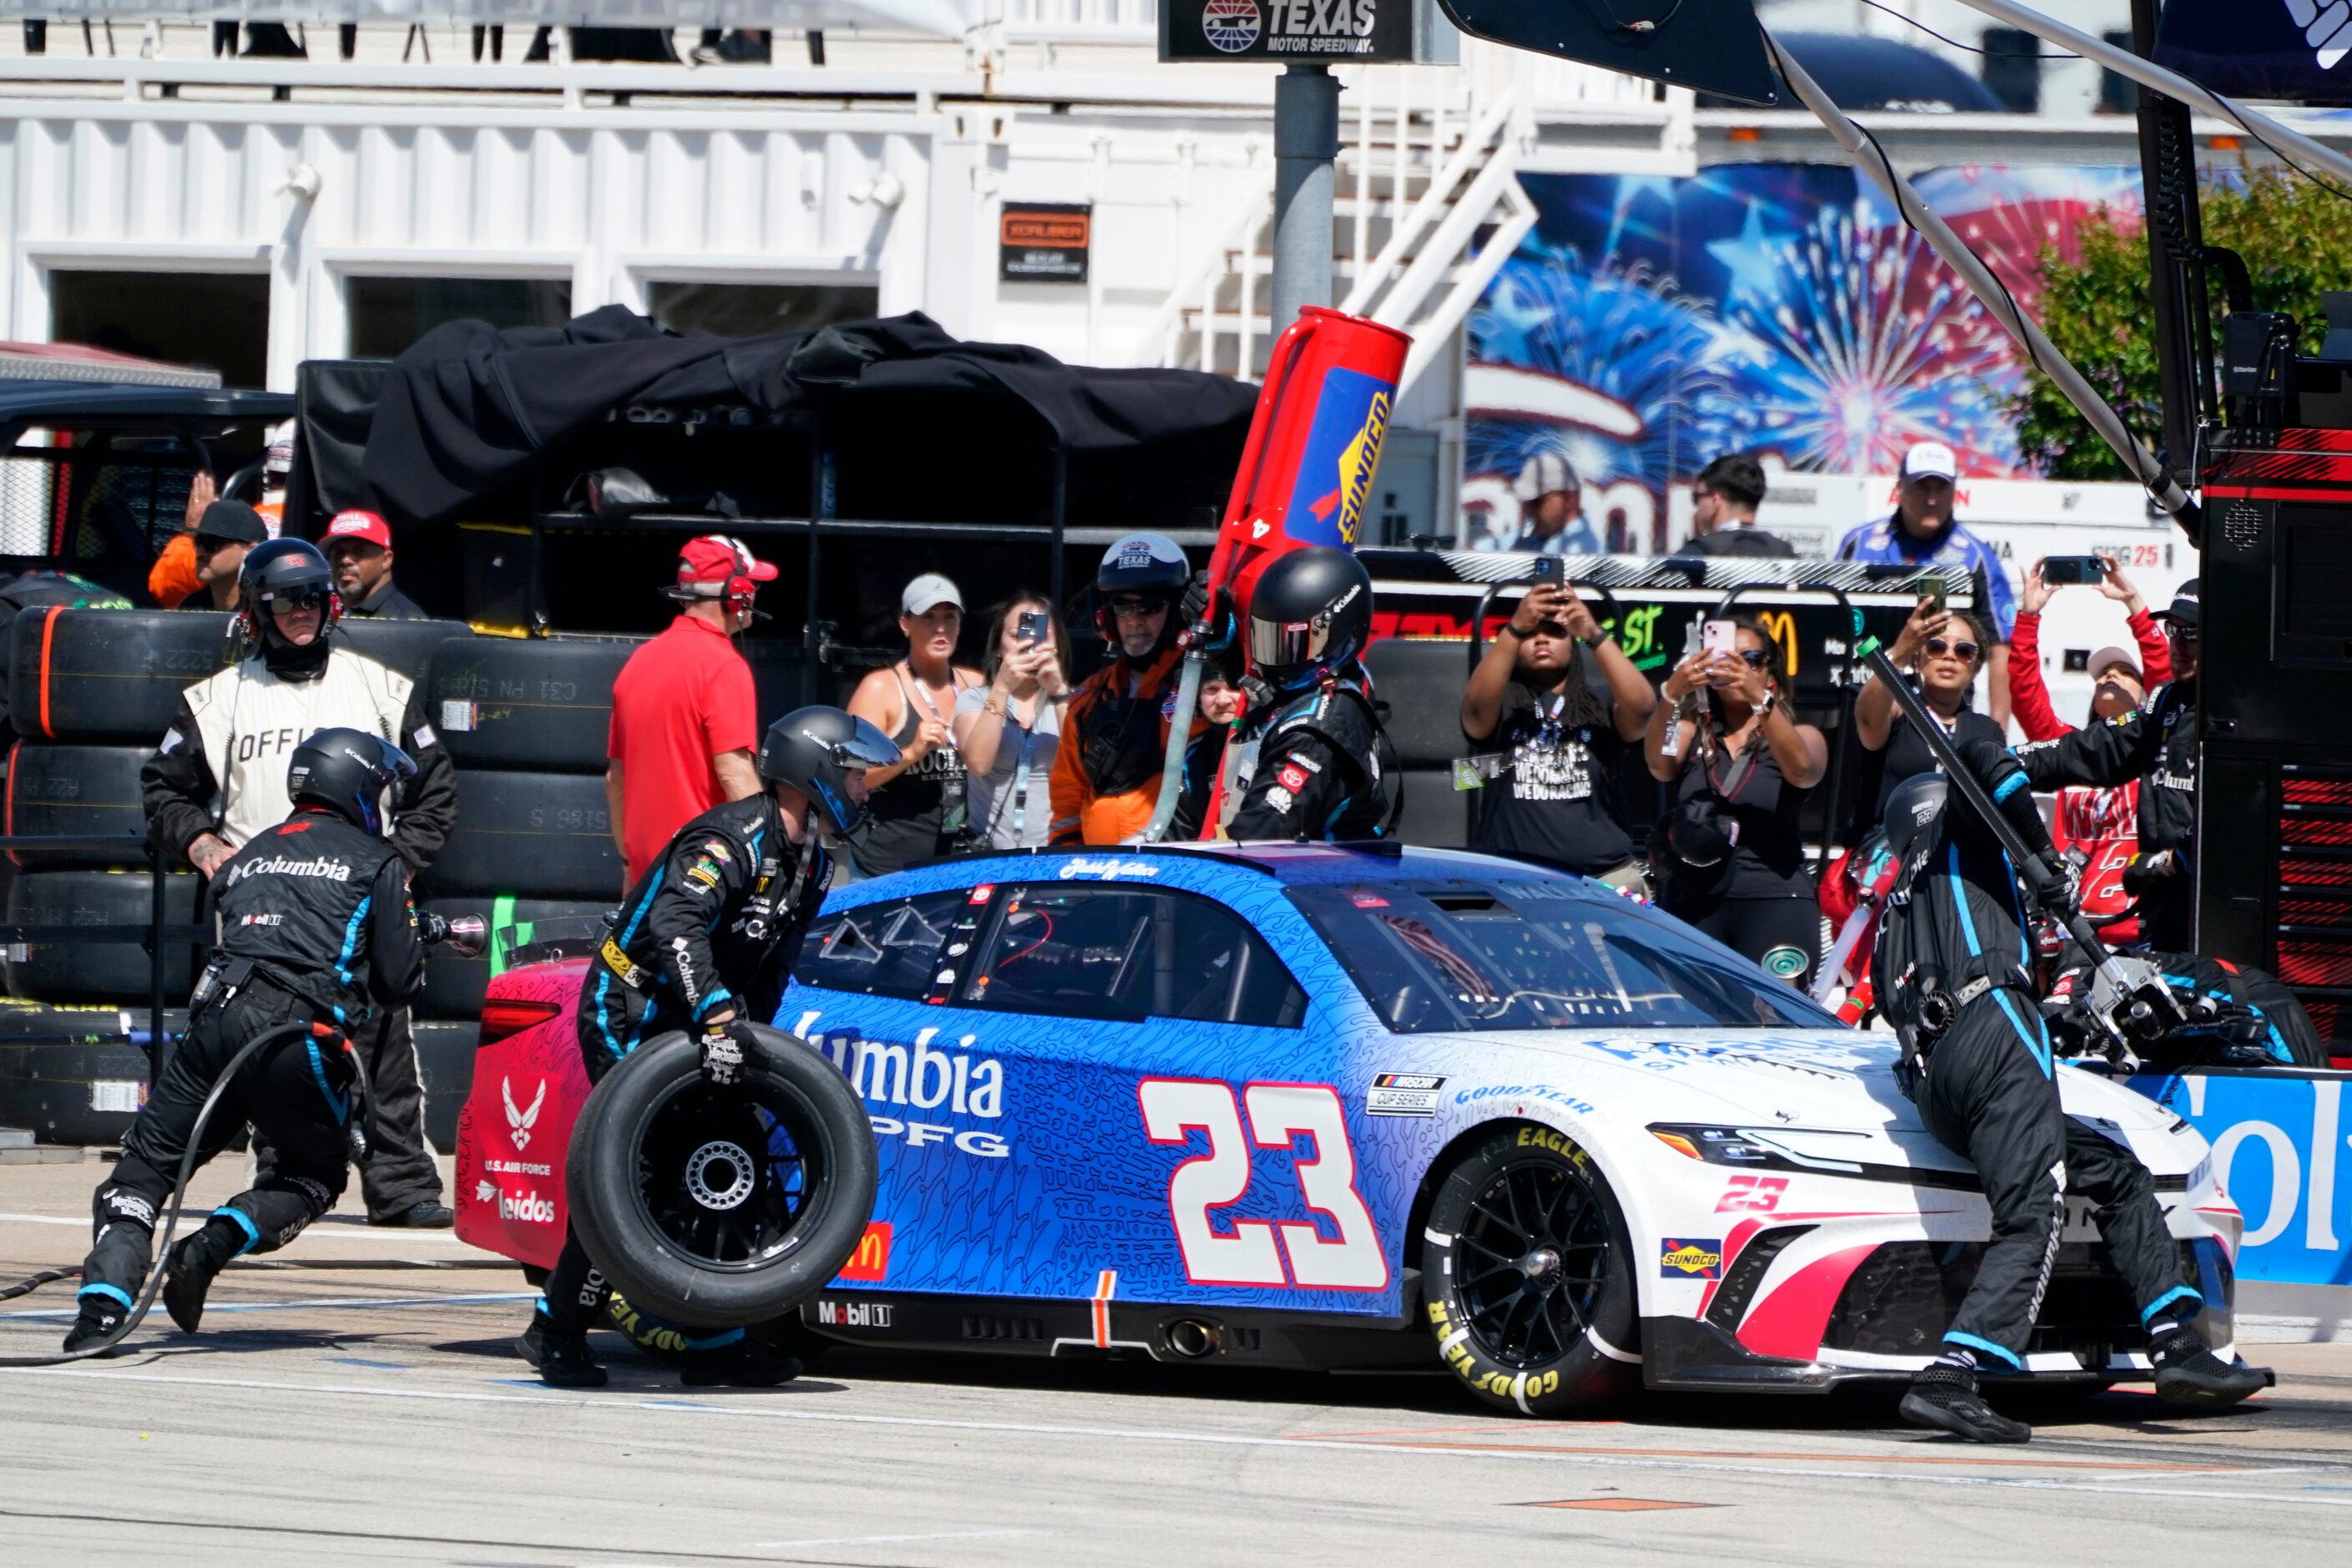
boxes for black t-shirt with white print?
[1469,681,1634,875]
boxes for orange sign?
[999,203,1091,283]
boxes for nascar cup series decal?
[1364,1072,1444,1117]
[1284,366,1393,548]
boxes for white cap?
[1900,442,1958,482]
[1514,450,1578,503]
[901,572,964,616]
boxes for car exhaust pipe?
[1166,1318,1222,1359]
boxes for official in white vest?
[139,539,460,1227]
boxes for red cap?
[678,534,778,591]
[325,509,393,550]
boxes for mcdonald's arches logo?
[837,1221,893,1283]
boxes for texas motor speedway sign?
[1161,0,1414,61]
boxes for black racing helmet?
[1882,771,1949,864]
[238,538,341,645]
[286,726,416,835]
[757,706,903,837]
[1247,547,1373,695]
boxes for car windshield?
[1288,878,1842,1034]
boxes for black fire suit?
[1226,668,1393,842]
[542,793,833,1338]
[2015,682,2197,950]
[78,811,424,1318]
[1874,733,2201,1371]
[142,632,457,1222]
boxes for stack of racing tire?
[0,606,483,1147]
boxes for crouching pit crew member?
[521,706,901,1389]
[1871,746,2266,1444]
[66,731,451,1352]
[1220,547,1393,841]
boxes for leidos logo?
[503,1076,546,1151]
[498,1189,557,1224]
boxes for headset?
[668,535,766,623]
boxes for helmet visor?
[827,718,903,772]
[1247,610,1331,674]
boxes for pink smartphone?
[1701,619,1737,658]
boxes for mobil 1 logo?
[1161,0,1414,61]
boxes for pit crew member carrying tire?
[66,731,452,1352]
[1220,547,1394,841]
[1871,747,2266,1444]
[520,706,900,1390]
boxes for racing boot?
[518,1313,608,1389]
[1899,1363,2031,1444]
[678,1338,803,1388]
[2149,1326,2269,1409]
[162,1217,249,1334]
[62,1297,127,1358]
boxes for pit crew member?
[1222,547,1393,841]
[520,706,901,1390]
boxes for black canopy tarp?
[361,306,1257,529]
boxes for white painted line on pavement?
[1,1292,535,1320]
[744,1530,1050,1549]
[3,1363,2345,1508]
[0,1211,479,1244]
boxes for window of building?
[1980,28,2042,114]
[346,276,573,360]
[48,270,269,388]
[645,281,880,339]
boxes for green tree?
[2011,164,2352,479]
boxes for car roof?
[895,840,1596,889]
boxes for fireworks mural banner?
[1462,163,2139,553]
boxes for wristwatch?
[1756,690,1778,718]
[1580,629,1611,649]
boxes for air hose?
[0,1018,376,1368]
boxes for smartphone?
[1529,554,1561,584]
[1016,610,1047,645]
[1701,618,1737,657]
[2041,555,2106,586]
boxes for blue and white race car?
[460,842,2243,1416]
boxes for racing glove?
[2122,848,2183,896]
[2032,849,2079,919]
[696,1019,761,1088]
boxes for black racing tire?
[565,1024,878,1330]
[412,1019,480,1152]
[338,618,473,686]
[414,897,613,1020]
[0,1004,183,1146]
[8,608,234,743]
[1421,1122,1641,1416]
[428,770,622,898]
[2,867,204,1003]
[426,635,639,774]
[3,741,150,867]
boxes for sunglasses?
[192,536,235,555]
[1109,598,1164,620]
[2167,625,2199,643]
[1925,636,1980,661]
[266,589,327,613]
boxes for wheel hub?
[1518,1247,1564,1292]
[683,1140,756,1211]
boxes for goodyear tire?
[425,635,639,773]
[429,770,621,898]
[338,618,473,686]
[565,1024,877,1330]
[3,741,150,866]
[8,608,233,743]
[0,1004,181,1146]
[415,897,611,1020]
[1421,1122,1641,1415]
[2,868,204,1003]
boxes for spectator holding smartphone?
[2007,554,2171,942]
[1645,617,1828,984]
[953,592,1070,850]
[1460,577,1656,888]
[1854,596,2005,833]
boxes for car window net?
[1287,879,1839,1034]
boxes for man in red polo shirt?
[606,535,776,887]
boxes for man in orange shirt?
[606,535,776,887]
[1050,533,1196,845]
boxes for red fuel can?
[1206,306,1412,616]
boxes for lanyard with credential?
[903,662,968,832]
[1008,715,1038,843]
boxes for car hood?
[1416,1027,2192,1176]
